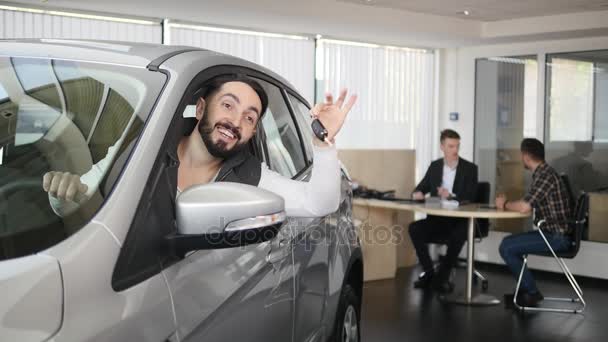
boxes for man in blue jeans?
[495,138,572,307]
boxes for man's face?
[521,153,531,170]
[197,81,262,159]
[440,138,460,161]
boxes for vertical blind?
[167,24,315,103]
[1,5,438,180]
[0,8,161,43]
[317,39,436,179]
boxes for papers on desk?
[440,199,460,209]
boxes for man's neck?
[178,133,223,171]
[529,160,544,172]
[444,157,459,169]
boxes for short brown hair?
[440,129,461,143]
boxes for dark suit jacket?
[414,158,478,202]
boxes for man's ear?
[195,97,206,121]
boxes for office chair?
[513,192,588,314]
[560,173,576,213]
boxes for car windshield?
[0,56,166,260]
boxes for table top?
[353,198,530,219]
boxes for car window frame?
[254,79,310,179]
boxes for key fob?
[311,119,328,142]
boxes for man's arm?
[45,143,120,216]
[501,198,533,214]
[258,143,340,217]
[496,177,550,214]
[257,89,355,217]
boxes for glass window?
[474,56,538,234]
[55,60,105,140]
[546,56,594,141]
[475,51,608,242]
[545,51,608,243]
[257,81,306,178]
[0,57,166,261]
[13,58,63,113]
[287,94,314,164]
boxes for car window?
[0,57,165,261]
[256,80,307,178]
[13,58,63,113]
[287,94,314,164]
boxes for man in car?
[43,74,357,218]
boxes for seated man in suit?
[409,129,478,293]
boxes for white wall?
[440,35,608,279]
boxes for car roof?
[0,39,306,104]
[0,39,203,68]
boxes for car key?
[311,119,333,146]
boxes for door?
[285,92,338,342]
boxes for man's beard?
[198,110,248,159]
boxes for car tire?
[331,284,361,342]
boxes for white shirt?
[50,143,341,218]
[441,160,458,195]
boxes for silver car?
[0,39,363,342]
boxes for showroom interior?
[2,0,608,341]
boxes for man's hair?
[440,129,461,143]
[195,74,269,118]
[520,138,545,161]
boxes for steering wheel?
[0,178,43,199]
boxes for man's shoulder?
[458,157,478,169]
[542,163,562,181]
[430,158,443,167]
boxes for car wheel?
[331,284,360,342]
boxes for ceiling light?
[169,23,310,41]
[460,10,471,16]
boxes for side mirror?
[166,182,286,256]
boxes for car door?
[255,78,336,342]
[157,68,296,342]
[284,92,344,342]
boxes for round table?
[355,198,530,306]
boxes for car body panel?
[40,223,176,342]
[0,254,63,341]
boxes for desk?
[354,198,529,306]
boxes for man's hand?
[43,171,88,202]
[412,191,425,200]
[495,194,507,210]
[437,187,451,199]
[311,89,357,144]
